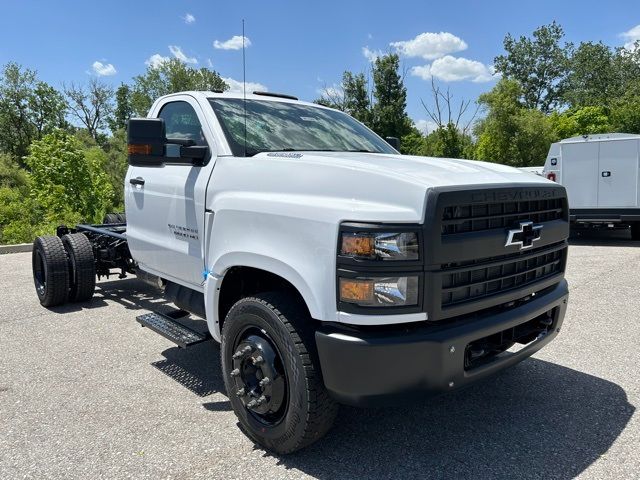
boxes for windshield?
[209,98,397,157]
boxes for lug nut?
[449,346,455,354]
[232,345,253,359]
[230,368,240,377]
[236,388,246,397]
[247,399,257,409]
[252,355,264,366]
[256,395,267,406]
[259,377,271,387]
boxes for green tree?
[564,42,618,108]
[494,22,572,112]
[0,62,68,160]
[131,59,228,115]
[101,129,128,209]
[611,94,640,134]
[109,84,133,132]
[474,79,555,167]
[371,54,412,139]
[24,129,113,223]
[316,72,372,125]
[550,106,611,138]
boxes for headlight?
[339,276,419,307]
[340,231,419,261]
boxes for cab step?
[136,311,211,348]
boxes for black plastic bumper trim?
[315,279,568,407]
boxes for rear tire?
[221,292,338,454]
[62,233,95,302]
[103,213,120,224]
[32,236,69,307]
[631,223,640,241]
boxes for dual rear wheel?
[32,233,95,307]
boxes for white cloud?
[222,77,268,94]
[145,53,170,68]
[91,61,116,76]
[362,46,383,62]
[391,32,467,60]
[214,35,251,50]
[621,24,640,50]
[169,45,197,64]
[411,56,495,83]
[206,58,214,68]
[415,119,438,134]
[183,13,195,24]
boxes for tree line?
[2,22,640,244]
[318,22,640,166]
[0,59,228,244]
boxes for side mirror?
[127,118,166,165]
[385,136,401,151]
[128,118,209,165]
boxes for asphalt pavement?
[1,229,639,479]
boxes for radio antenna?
[242,19,247,157]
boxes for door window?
[158,101,207,146]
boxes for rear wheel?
[62,233,95,302]
[631,223,640,241]
[103,213,121,224]
[221,292,338,454]
[32,236,69,307]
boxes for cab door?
[125,96,216,286]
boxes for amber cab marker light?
[128,144,153,155]
[339,278,374,303]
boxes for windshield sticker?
[266,152,303,158]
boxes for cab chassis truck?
[32,91,570,454]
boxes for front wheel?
[221,293,338,454]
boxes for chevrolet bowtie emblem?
[505,221,543,250]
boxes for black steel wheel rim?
[230,325,289,426]
[34,249,46,296]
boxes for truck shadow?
[569,227,640,247]
[276,360,633,479]
[151,339,632,479]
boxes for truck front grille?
[441,243,566,308]
[441,198,564,235]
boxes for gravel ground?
[1,229,638,479]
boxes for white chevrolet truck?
[31,91,570,453]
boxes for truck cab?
[34,90,570,454]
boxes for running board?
[136,311,211,348]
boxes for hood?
[213,151,553,224]
[255,151,550,188]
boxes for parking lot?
[1,230,639,479]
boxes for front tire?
[221,293,338,454]
[32,236,69,307]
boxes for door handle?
[601,171,611,177]
[129,177,145,186]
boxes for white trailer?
[543,133,640,239]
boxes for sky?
[1,0,639,133]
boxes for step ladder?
[136,310,211,348]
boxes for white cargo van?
[543,133,640,239]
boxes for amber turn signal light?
[128,144,153,155]
[339,278,374,303]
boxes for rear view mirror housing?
[128,118,209,165]
[386,136,401,151]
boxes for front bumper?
[316,279,568,407]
